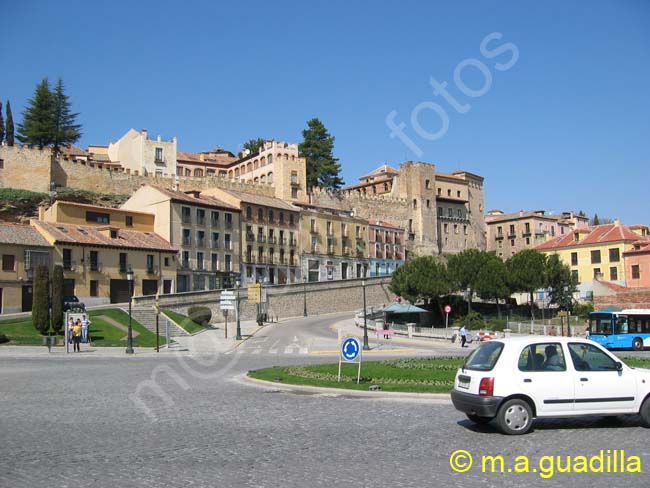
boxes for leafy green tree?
[447,249,490,314]
[0,101,4,144]
[32,266,50,335]
[51,265,64,334]
[5,99,14,146]
[17,78,81,152]
[389,256,451,306]
[544,254,577,311]
[475,253,510,318]
[299,118,344,190]
[239,138,265,157]
[51,79,81,153]
[506,249,547,319]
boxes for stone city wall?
[0,146,53,193]
[133,276,394,322]
[594,288,650,310]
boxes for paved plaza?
[1,313,649,487]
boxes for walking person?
[73,319,82,352]
[81,315,91,344]
[459,325,467,347]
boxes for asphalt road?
[1,313,649,487]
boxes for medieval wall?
[0,146,53,193]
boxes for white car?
[451,336,650,435]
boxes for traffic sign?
[341,337,361,361]
[444,304,452,314]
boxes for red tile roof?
[369,219,403,231]
[0,223,52,247]
[536,223,649,250]
[34,221,176,253]
[624,241,650,255]
[149,186,240,211]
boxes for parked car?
[451,336,650,435]
[63,295,86,312]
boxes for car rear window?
[463,341,504,371]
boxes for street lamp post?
[126,266,134,354]
[302,276,307,317]
[235,279,242,340]
[362,279,369,350]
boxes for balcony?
[385,251,393,259]
[356,250,365,258]
[342,247,351,256]
[246,233,255,242]
[196,217,206,226]
[146,265,159,275]
[196,238,206,248]
[375,235,382,243]
[257,256,266,264]
[257,235,266,243]
[507,233,516,239]
[63,260,76,271]
[310,227,319,235]
[289,239,298,247]
[279,237,287,246]
[211,240,220,249]
[495,234,504,240]
[267,236,277,244]
[268,255,275,265]
[310,245,319,254]
[279,257,286,265]
[182,215,192,225]
[210,263,220,272]
[180,260,190,269]
[375,251,384,259]
[327,245,335,255]
[196,261,205,271]
[245,255,255,264]
[223,241,232,250]
[224,221,233,230]
[290,176,299,186]
[89,261,102,272]
[182,237,192,246]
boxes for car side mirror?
[615,361,623,372]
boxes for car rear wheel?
[496,399,533,435]
[467,414,492,425]
[633,338,644,351]
[640,398,650,428]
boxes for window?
[119,253,127,273]
[211,253,218,271]
[2,255,15,272]
[412,199,417,209]
[457,208,462,218]
[164,257,170,267]
[571,252,578,266]
[568,343,618,371]
[279,212,285,224]
[182,228,191,246]
[509,224,515,236]
[525,237,530,245]
[463,341,504,371]
[291,188,298,199]
[196,209,205,225]
[258,208,264,222]
[125,216,133,227]
[590,250,601,264]
[448,208,453,218]
[181,207,191,224]
[211,211,219,226]
[289,214,295,226]
[197,230,205,247]
[224,213,233,228]
[90,280,99,297]
[425,179,430,189]
[497,226,502,237]
[268,210,274,223]
[525,223,530,234]
[0,159,4,169]
[609,248,620,262]
[224,234,231,249]
[63,249,72,270]
[426,199,430,208]
[89,251,99,271]
[572,270,579,282]
[155,147,163,162]
[212,232,219,248]
[632,265,640,280]
[457,190,461,198]
[225,254,232,272]
[196,252,204,270]
[24,250,48,270]
[147,255,154,273]
[437,207,442,217]
[518,343,566,371]
[447,189,451,196]
[610,267,618,281]
[443,223,448,234]
[86,211,110,224]
[593,268,601,279]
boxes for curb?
[239,373,452,403]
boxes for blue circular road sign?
[341,337,361,361]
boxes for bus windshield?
[590,313,615,335]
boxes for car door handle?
[523,379,532,383]
[580,378,589,382]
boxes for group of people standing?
[68,315,91,352]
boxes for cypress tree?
[51,265,64,334]
[0,101,4,144]
[32,266,50,335]
[299,118,344,190]
[5,100,14,146]
[17,78,55,149]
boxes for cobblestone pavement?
[1,315,650,487]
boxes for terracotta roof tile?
[34,221,176,253]
[0,223,52,247]
[148,186,240,210]
[536,223,650,251]
[211,188,301,211]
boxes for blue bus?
[588,309,650,350]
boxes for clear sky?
[2,0,648,224]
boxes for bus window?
[616,318,628,334]
[629,319,638,334]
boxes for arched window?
[228,170,234,179]
[185,169,191,176]
[284,153,289,160]
[246,162,252,173]
[261,156,266,167]
[254,177,259,183]
[254,159,259,170]
[235,168,240,178]
[246,206,252,219]
[258,208,264,221]
[268,154,273,165]
[194,169,203,177]
[267,172,273,184]
[413,199,417,209]
[384,183,389,192]
[260,174,266,183]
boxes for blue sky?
[2,0,648,223]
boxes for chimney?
[614,218,620,227]
[141,129,148,138]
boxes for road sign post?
[444,304,452,328]
[338,336,362,384]
[220,290,236,340]
[223,309,228,339]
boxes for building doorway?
[21,285,33,312]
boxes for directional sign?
[220,291,236,311]
[248,283,262,304]
[341,337,361,362]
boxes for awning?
[382,303,427,313]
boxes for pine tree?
[5,99,14,146]
[17,78,55,149]
[51,265,64,334]
[32,266,50,335]
[592,214,600,226]
[299,118,344,190]
[0,101,4,144]
[51,78,81,153]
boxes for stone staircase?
[130,306,190,337]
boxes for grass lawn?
[249,357,466,393]
[0,309,164,347]
[161,309,205,335]
[249,355,650,393]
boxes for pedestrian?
[81,314,91,343]
[549,325,557,336]
[68,317,75,344]
[585,320,590,339]
[73,319,82,352]
[460,324,468,348]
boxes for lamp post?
[362,279,369,350]
[126,266,134,354]
[235,278,242,340]
[302,276,308,317]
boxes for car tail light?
[479,377,494,396]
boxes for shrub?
[32,266,50,335]
[51,265,64,334]
[572,302,594,319]
[187,306,211,326]
[0,333,8,344]
[452,311,486,330]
